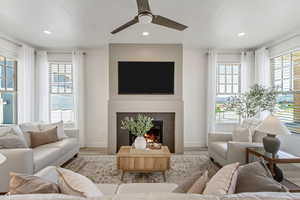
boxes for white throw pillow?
[56,167,103,199]
[232,126,252,143]
[39,121,67,140]
[0,126,28,148]
[203,162,239,195]
[19,122,40,147]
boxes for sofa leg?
[210,157,214,162]
[74,153,79,158]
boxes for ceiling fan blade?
[111,17,139,34]
[152,15,188,31]
[136,0,151,13]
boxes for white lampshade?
[0,153,6,165]
[255,115,291,136]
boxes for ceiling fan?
[111,0,188,34]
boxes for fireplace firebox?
[117,113,175,153]
[129,120,163,145]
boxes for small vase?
[134,136,147,149]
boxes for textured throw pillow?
[9,172,60,195]
[19,122,40,147]
[203,162,239,195]
[0,127,28,148]
[235,160,288,193]
[187,170,209,194]
[29,127,59,148]
[56,167,103,199]
[232,126,252,143]
[172,171,204,193]
[39,121,67,140]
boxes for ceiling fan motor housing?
[138,13,153,24]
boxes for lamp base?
[263,134,280,157]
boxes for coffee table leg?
[121,171,125,181]
[163,171,166,182]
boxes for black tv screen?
[118,61,174,94]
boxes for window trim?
[48,62,75,125]
[0,55,18,124]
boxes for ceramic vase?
[134,136,147,149]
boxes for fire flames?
[144,132,158,143]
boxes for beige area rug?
[64,153,218,184]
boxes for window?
[271,50,300,133]
[0,56,17,124]
[49,63,74,124]
[216,63,241,123]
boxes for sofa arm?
[65,129,79,139]
[208,132,232,143]
[0,148,34,192]
[227,142,263,165]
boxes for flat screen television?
[118,61,175,94]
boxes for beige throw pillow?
[19,122,40,147]
[39,121,67,140]
[203,162,239,195]
[56,167,103,199]
[187,170,209,194]
[9,172,60,195]
[235,160,288,193]
[29,127,59,148]
[172,171,204,193]
[232,126,252,143]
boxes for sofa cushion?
[209,142,228,159]
[172,171,204,193]
[232,127,252,143]
[37,138,78,155]
[33,147,61,171]
[96,184,119,195]
[203,162,239,195]
[9,172,60,195]
[117,183,178,194]
[187,170,209,194]
[39,121,67,140]
[29,127,59,148]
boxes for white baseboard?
[85,141,107,148]
[184,142,206,148]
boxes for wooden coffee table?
[117,146,171,181]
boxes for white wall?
[183,47,208,147]
[83,47,109,147]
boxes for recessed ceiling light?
[43,30,52,35]
[238,32,246,37]
[142,32,150,36]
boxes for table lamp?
[0,153,6,165]
[255,114,291,157]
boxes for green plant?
[224,84,277,119]
[121,114,154,137]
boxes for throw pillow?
[0,127,28,148]
[187,170,209,194]
[203,162,239,195]
[29,127,59,148]
[172,171,204,193]
[56,167,103,199]
[232,126,252,143]
[19,122,40,147]
[235,160,288,193]
[9,172,60,195]
[252,130,267,143]
[39,121,67,140]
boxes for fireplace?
[129,120,163,145]
[117,113,175,153]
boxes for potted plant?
[224,84,277,119]
[121,114,154,149]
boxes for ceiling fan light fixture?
[138,13,153,24]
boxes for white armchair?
[208,132,262,166]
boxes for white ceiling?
[0,0,300,49]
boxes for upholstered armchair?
[208,119,263,166]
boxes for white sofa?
[0,129,80,193]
